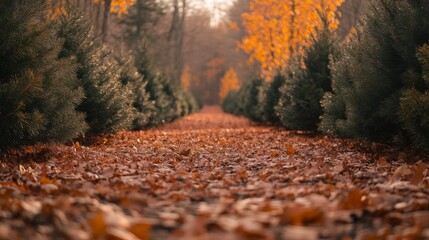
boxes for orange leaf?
[281,206,324,225]
[287,145,295,155]
[129,221,152,240]
[338,189,366,210]
[90,212,107,239]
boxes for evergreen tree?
[0,0,87,148]
[115,50,154,130]
[119,0,165,49]
[145,75,177,126]
[222,91,240,115]
[184,91,200,114]
[57,7,135,134]
[320,0,429,143]
[276,16,339,131]
[263,74,286,123]
[399,44,429,149]
[241,78,267,122]
[175,90,190,117]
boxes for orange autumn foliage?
[94,0,136,15]
[44,0,135,19]
[241,0,344,78]
[219,68,240,101]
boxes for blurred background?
[46,0,367,105]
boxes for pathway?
[0,106,428,239]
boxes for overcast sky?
[195,0,233,25]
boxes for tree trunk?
[168,0,187,83]
[289,0,296,60]
[175,0,186,83]
[102,0,112,42]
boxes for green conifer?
[276,15,339,131]
[0,0,87,148]
[241,78,267,122]
[263,74,286,123]
[145,75,176,126]
[399,44,429,149]
[57,7,135,134]
[320,0,429,144]
[115,51,154,129]
[222,90,240,115]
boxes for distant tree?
[0,0,87,148]
[336,0,367,40]
[200,57,227,104]
[219,68,240,102]
[222,91,240,115]
[92,0,136,41]
[181,65,191,91]
[241,0,344,78]
[119,0,165,48]
[263,74,286,123]
[240,78,268,122]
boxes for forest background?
[45,0,367,105]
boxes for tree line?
[0,0,201,149]
[223,0,429,150]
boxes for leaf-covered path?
[1,106,429,240]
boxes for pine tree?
[263,74,286,123]
[241,78,268,122]
[115,50,154,129]
[145,75,177,126]
[320,0,429,143]
[222,91,238,115]
[399,44,429,150]
[119,0,165,49]
[57,7,135,134]
[0,0,87,148]
[276,16,339,131]
[184,91,200,114]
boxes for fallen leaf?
[90,212,107,239]
[281,206,324,225]
[129,220,152,240]
[283,226,318,240]
[106,227,140,240]
[338,189,366,210]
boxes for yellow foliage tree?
[181,65,191,91]
[219,68,240,101]
[241,0,344,78]
[94,0,135,15]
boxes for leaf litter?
[0,106,428,240]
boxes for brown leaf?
[281,206,324,225]
[106,227,140,240]
[338,189,366,210]
[41,183,58,193]
[287,145,295,155]
[179,148,191,157]
[270,151,279,157]
[128,220,152,240]
[236,218,273,239]
[283,226,318,240]
[410,161,427,185]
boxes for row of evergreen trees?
[0,0,200,149]
[223,0,429,150]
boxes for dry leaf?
[90,212,107,239]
